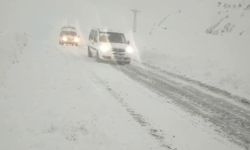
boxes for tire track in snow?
[88,69,175,150]
[140,61,250,106]
[112,64,250,149]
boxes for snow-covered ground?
[0,35,163,150]
[128,0,250,101]
[0,32,245,150]
[1,0,250,149]
[0,32,28,85]
[2,0,247,100]
[132,32,250,102]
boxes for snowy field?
[1,0,250,150]
[0,32,246,150]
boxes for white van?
[59,26,80,46]
[87,28,133,64]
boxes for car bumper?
[101,54,131,62]
[61,41,78,44]
[113,56,131,62]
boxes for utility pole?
[130,9,141,33]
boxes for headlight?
[74,38,79,42]
[62,37,67,41]
[126,47,133,53]
[100,45,109,52]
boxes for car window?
[89,30,94,40]
[60,31,64,36]
[60,31,77,36]
[93,31,98,42]
[99,32,126,43]
[70,31,77,36]
[89,30,93,40]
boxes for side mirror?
[127,41,130,45]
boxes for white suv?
[59,26,80,46]
[88,28,133,64]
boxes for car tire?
[96,51,101,63]
[126,61,131,65]
[117,61,124,65]
[88,47,92,57]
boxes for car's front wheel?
[96,51,101,62]
[88,47,92,57]
[125,61,131,65]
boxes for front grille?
[113,53,124,56]
[112,48,125,52]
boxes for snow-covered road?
[0,37,249,150]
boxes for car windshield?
[60,31,77,36]
[99,32,126,43]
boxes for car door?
[89,30,96,55]
[89,30,94,51]
[91,30,99,56]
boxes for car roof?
[61,26,77,33]
[61,29,76,32]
